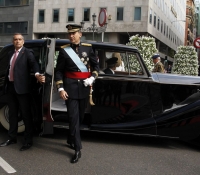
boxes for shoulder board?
[81,43,92,47]
[61,44,70,49]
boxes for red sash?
[65,72,91,79]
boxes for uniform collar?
[71,43,81,47]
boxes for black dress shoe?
[71,151,81,163]
[20,143,32,151]
[0,139,17,147]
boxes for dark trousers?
[7,82,33,144]
[66,98,86,151]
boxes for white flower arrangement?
[172,46,198,76]
[126,34,157,71]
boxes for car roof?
[1,39,140,53]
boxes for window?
[164,3,167,14]
[149,8,152,24]
[0,0,29,6]
[157,16,160,30]
[164,23,166,35]
[154,13,156,27]
[97,50,144,76]
[83,8,90,21]
[158,0,161,7]
[128,52,143,74]
[166,26,168,37]
[176,36,177,45]
[0,23,3,34]
[161,20,163,33]
[161,0,164,11]
[38,10,45,23]
[20,0,29,5]
[0,0,4,6]
[117,7,123,21]
[53,9,59,22]
[67,8,74,22]
[0,22,28,34]
[134,7,141,20]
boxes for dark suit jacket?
[103,68,114,74]
[55,43,99,99]
[5,47,39,94]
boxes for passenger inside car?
[112,52,125,71]
[103,57,118,74]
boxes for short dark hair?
[12,33,24,41]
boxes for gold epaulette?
[81,43,92,47]
[61,44,70,49]
[56,80,63,85]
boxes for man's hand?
[36,74,45,84]
[83,76,95,87]
[59,90,68,100]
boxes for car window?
[26,46,46,73]
[96,49,144,76]
[127,52,144,75]
[54,50,59,67]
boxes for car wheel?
[0,105,25,133]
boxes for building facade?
[195,0,200,37]
[0,0,34,46]
[195,0,200,67]
[0,0,187,62]
[185,0,196,45]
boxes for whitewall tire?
[0,105,25,133]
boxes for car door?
[90,49,157,136]
[40,39,56,135]
[0,45,13,106]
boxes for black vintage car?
[1,39,200,144]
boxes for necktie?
[9,50,19,81]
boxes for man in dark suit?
[167,65,172,73]
[103,57,118,74]
[55,24,99,163]
[0,33,45,151]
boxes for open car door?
[40,39,56,135]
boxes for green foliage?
[126,34,158,71]
[172,46,198,76]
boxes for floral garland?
[172,46,198,76]
[126,34,158,71]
